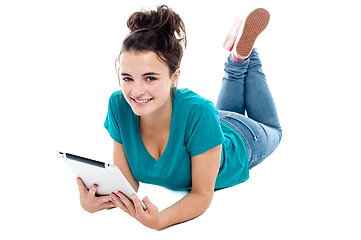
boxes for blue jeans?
[217,49,282,169]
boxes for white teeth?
[134,98,151,103]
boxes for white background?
[1,0,360,239]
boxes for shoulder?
[174,88,216,112]
[108,90,121,103]
[173,88,219,127]
[174,89,224,157]
[174,88,208,103]
[107,90,129,110]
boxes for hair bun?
[119,5,187,77]
[127,5,185,40]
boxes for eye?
[122,77,133,82]
[145,76,157,82]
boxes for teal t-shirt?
[104,88,249,190]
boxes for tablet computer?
[58,151,146,209]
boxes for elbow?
[191,189,214,211]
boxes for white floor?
[2,1,360,239]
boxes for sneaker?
[223,18,244,52]
[224,8,270,61]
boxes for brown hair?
[115,5,187,81]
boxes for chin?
[130,106,152,117]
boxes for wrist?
[154,211,166,230]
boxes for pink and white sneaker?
[223,18,244,52]
[223,8,270,61]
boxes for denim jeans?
[217,49,282,169]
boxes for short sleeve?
[104,92,122,144]
[186,102,225,157]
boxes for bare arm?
[157,144,222,228]
[113,140,139,192]
[110,144,222,229]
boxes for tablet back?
[58,152,145,209]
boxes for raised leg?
[244,50,281,131]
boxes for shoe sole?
[223,18,243,51]
[236,8,270,58]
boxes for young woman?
[76,5,282,229]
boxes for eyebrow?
[120,72,160,77]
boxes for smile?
[132,98,153,104]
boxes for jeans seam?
[220,118,251,161]
[225,114,260,141]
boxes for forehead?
[120,51,169,74]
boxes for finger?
[76,178,87,195]
[101,201,116,210]
[116,192,135,216]
[99,195,113,203]
[110,194,129,214]
[142,196,156,213]
[132,195,144,213]
[88,184,98,198]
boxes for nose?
[131,81,146,97]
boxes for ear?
[171,68,181,87]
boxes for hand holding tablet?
[58,151,146,210]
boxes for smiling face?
[119,51,180,118]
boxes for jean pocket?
[224,113,263,141]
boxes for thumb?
[76,177,87,195]
[143,196,157,213]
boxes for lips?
[131,97,153,104]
